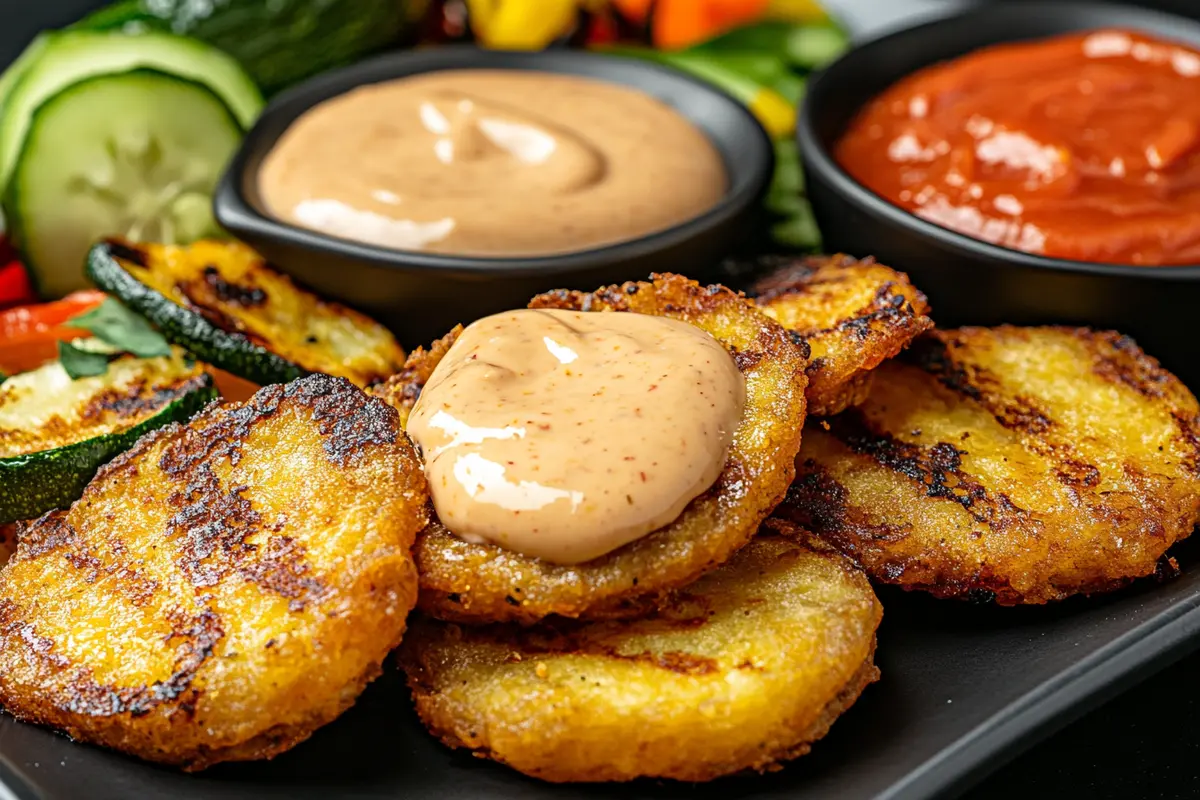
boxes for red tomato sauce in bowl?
[835,29,1200,266]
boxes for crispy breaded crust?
[374,274,809,624]
[777,326,1200,604]
[0,375,428,770]
[400,524,881,783]
[749,254,933,416]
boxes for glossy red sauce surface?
[836,29,1200,266]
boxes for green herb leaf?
[58,340,111,379]
[67,299,171,358]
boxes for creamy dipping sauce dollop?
[257,70,728,256]
[406,309,745,564]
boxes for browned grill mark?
[155,375,395,604]
[821,411,1027,528]
[62,609,224,718]
[488,622,729,676]
[780,462,911,547]
[905,335,1055,435]
[748,253,871,302]
[285,374,398,467]
[822,290,916,342]
[906,330,1200,488]
[1057,459,1102,489]
[241,536,329,612]
[103,239,149,268]
[166,466,261,588]
[627,650,722,675]
[0,598,225,719]
[19,512,80,559]
[749,255,931,337]
[1092,332,1178,400]
[163,460,326,607]
[175,283,246,333]
[81,374,210,423]
[202,265,268,307]
[15,514,162,607]
[904,332,1121,497]
[0,370,209,455]
[161,374,395,476]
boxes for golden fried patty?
[0,375,428,770]
[776,326,1200,604]
[400,522,881,783]
[749,254,932,416]
[374,273,809,624]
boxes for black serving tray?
[5,1,1200,799]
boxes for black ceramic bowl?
[215,46,773,344]
[799,0,1200,387]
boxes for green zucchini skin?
[0,373,215,524]
[77,0,429,94]
[86,241,306,387]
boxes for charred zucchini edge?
[85,240,306,387]
[0,369,216,524]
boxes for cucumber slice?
[0,34,50,114]
[0,349,215,523]
[6,70,244,298]
[0,29,261,191]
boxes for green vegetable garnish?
[57,340,111,379]
[67,298,172,359]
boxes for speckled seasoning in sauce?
[406,309,745,564]
[257,69,727,257]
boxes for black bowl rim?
[797,0,1200,283]
[215,45,774,279]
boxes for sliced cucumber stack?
[0,30,262,299]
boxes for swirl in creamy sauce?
[257,70,727,257]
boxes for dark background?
[3,0,1200,797]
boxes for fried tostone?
[373,273,809,624]
[776,326,1200,604]
[749,254,932,416]
[0,375,428,770]
[400,522,881,783]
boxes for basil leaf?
[58,340,111,379]
[68,299,171,358]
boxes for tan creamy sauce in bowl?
[406,309,745,564]
[257,70,728,256]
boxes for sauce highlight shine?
[837,30,1200,265]
[407,309,745,564]
[258,70,727,257]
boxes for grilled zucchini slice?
[85,238,405,387]
[0,349,215,524]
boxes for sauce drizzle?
[407,309,745,564]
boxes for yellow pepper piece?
[466,0,582,50]
[765,0,830,22]
[748,86,797,139]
